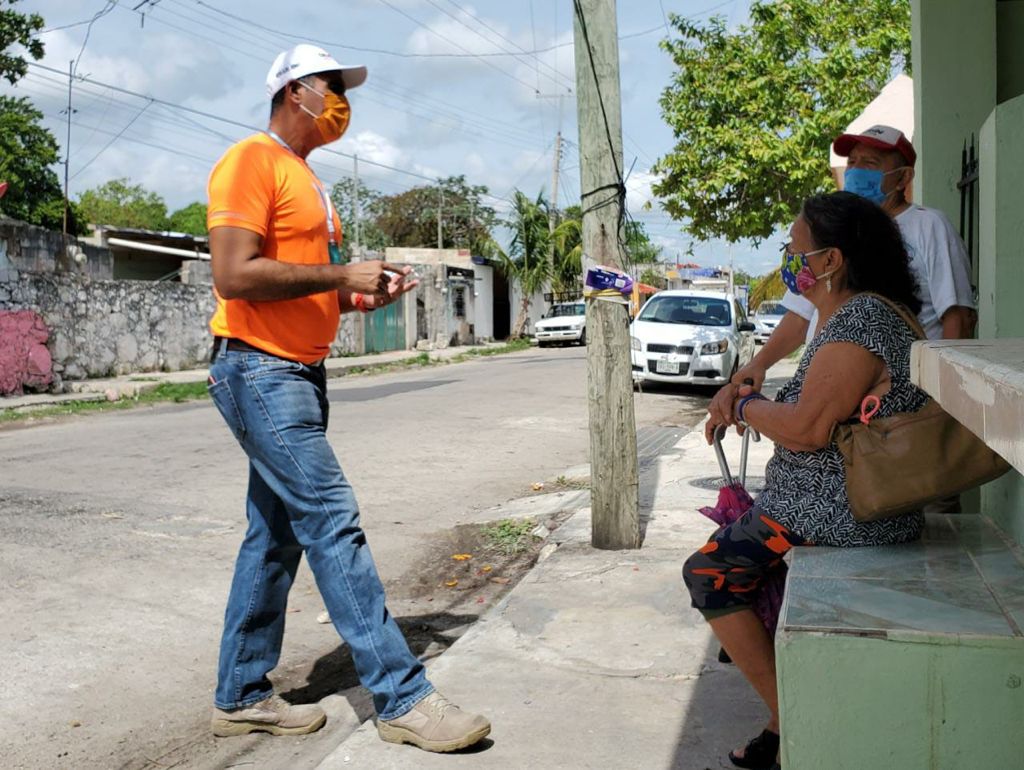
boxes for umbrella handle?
[712,424,734,486]
[739,426,761,488]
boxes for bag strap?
[862,292,926,341]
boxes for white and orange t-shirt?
[206,132,342,363]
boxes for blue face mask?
[843,167,887,204]
[844,166,908,205]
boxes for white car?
[630,290,756,386]
[753,300,786,345]
[534,301,586,347]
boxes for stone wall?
[0,310,53,395]
[0,270,364,388]
[1,272,217,382]
[0,219,366,391]
[0,217,112,280]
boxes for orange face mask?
[298,83,351,143]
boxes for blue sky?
[10,0,785,275]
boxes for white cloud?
[338,129,405,168]
[40,29,238,104]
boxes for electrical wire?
[71,99,153,179]
[72,1,119,76]
[373,0,541,93]
[26,61,438,183]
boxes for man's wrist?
[352,292,372,313]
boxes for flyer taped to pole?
[584,264,633,305]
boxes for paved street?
[1,346,717,769]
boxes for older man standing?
[713,125,975,417]
[204,44,489,752]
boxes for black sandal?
[728,728,780,770]
[718,646,733,664]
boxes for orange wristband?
[352,292,370,313]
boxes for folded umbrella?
[699,424,786,637]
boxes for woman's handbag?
[830,295,1011,522]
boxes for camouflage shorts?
[682,505,806,617]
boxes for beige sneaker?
[377,691,490,752]
[211,693,326,737]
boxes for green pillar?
[978,93,1024,545]
[911,0,997,218]
[997,1,1024,103]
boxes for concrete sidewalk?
[316,361,798,770]
[0,342,512,411]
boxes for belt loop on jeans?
[218,336,229,357]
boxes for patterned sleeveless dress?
[755,293,929,547]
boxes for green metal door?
[364,297,406,353]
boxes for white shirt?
[780,204,975,342]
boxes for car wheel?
[579,329,587,346]
[538,340,548,348]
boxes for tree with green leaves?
[653,0,911,243]
[168,201,208,235]
[550,204,582,297]
[329,177,389,258]
[0,96,86,233]
[624,220,662,265]
[0,3,83,233]
[78,178,170,230]
[375,175,497,252]
[1,0,43,85]
[499,190,552,338]
[748,270,786,311]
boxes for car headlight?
[701,340,728,354]
[631,336,641,351]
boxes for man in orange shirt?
[206,44,490,753]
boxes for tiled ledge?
[910,338,1024,475]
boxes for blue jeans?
[208,343,432,719]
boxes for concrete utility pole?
[573,0,640,549]
[437,183,444,249]
[62,59,73,244]
[547,130,563,269]
[352,154,361,256]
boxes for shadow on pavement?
[280,610,482,724]
[669,636,772,769]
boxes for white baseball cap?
[265,44,367,98]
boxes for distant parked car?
[534,301,586,347]
[753,300,786,345]
[630,290,756,386]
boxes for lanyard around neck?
[265,130,339,245]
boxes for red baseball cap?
[833,124,916,167]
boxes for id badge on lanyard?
[316,185,345,265]
[266,130,345,265]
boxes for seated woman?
[683,191,927,770]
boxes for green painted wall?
[911,0,997,221]
[997,1,1024,103]
[978,93,1024,544]
[777,631,1024,769]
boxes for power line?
[188,0,658,59]
[26,61,438,183]
[373,0,540,93]
[120,1,552,152]
[432,0,574,91]
[72,0,118,76]
[71,100,153,179]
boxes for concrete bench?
[776,513,1024,770]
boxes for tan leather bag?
[830,295,1011,522]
